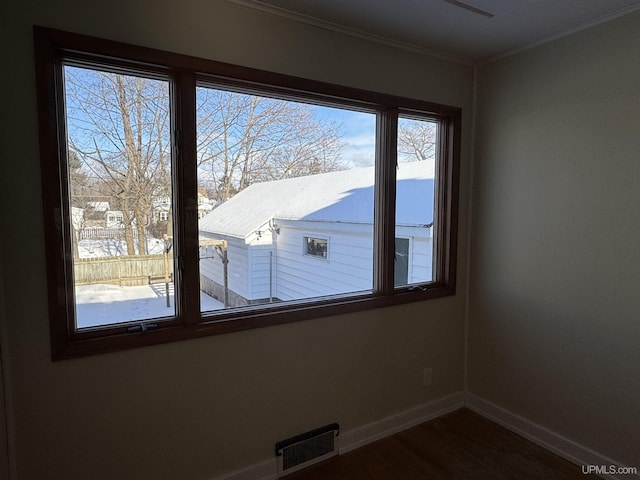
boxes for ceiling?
[228,0,640,63]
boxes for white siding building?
[198,162,434,308]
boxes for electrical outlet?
[423,367,432,386]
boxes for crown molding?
[228,0,640,67]
[226,0,474,65]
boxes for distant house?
[151,192,214,224]
[71,206,85,231]
[198,162,435,308]
[87,201,109,212]
[81,201,110,227]
[151,198,171,223]
[197,191,215,218]
[104,210,124,228]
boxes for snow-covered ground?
[78,237,167,258]
[75,283,224,329]
[74,237,226,328]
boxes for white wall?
[275,221,374,300]
[396,225,433,283]
[247,245,274,300]
[469,11,640,467]
[200,236,250,300]
[0,1,473,479]
[200,239,274,303]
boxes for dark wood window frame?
[34,26,461,360]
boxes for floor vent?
[275,423,339,476]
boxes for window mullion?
[173,71,200,324]
[374,108,398,296]
[435,115,460,287]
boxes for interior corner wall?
[469,11,640,466]
[0,241,10,480]
[0,1,473,479]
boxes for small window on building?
[304,237,328,259]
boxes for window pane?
[64,65,175,328]
[395,116,438,287]
[196,86,377,311]
[304,237,328,259]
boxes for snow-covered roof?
[88,201,109,212]
[199,161,435,239]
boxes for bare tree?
[65,66,171,256]
[398,119,437,162]
[197,88,344,202]
[64,70,346,259]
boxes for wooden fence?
[74,254,173,286]
[79,227,141,240]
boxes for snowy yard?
[77,237,167,258]
[73,236,226,328]
[75,283,224,329]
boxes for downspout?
[222,241,229,308]
[269,220,279,303]
[269,251,273,303]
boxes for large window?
[34,27,461,359]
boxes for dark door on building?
[394,237,409,287]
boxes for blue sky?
[65,64,379,173]
[310,105,377,168]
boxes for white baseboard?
[465,393,639,480]
[217,392,637,480]
[338,391,465,454]
[215,391,465,480]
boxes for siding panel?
[248,246,274,299]
[275,225,374,301]
[199,237,249,299]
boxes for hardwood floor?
[284,408,598,480]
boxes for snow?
[75,283,224,329]
[78,237,167,258]
[199,160,435,239]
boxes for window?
[304,237,329,259]
[64,65,174,330]
[395,115,439,287]
[34,27,461,359]
[196,87,376,309]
